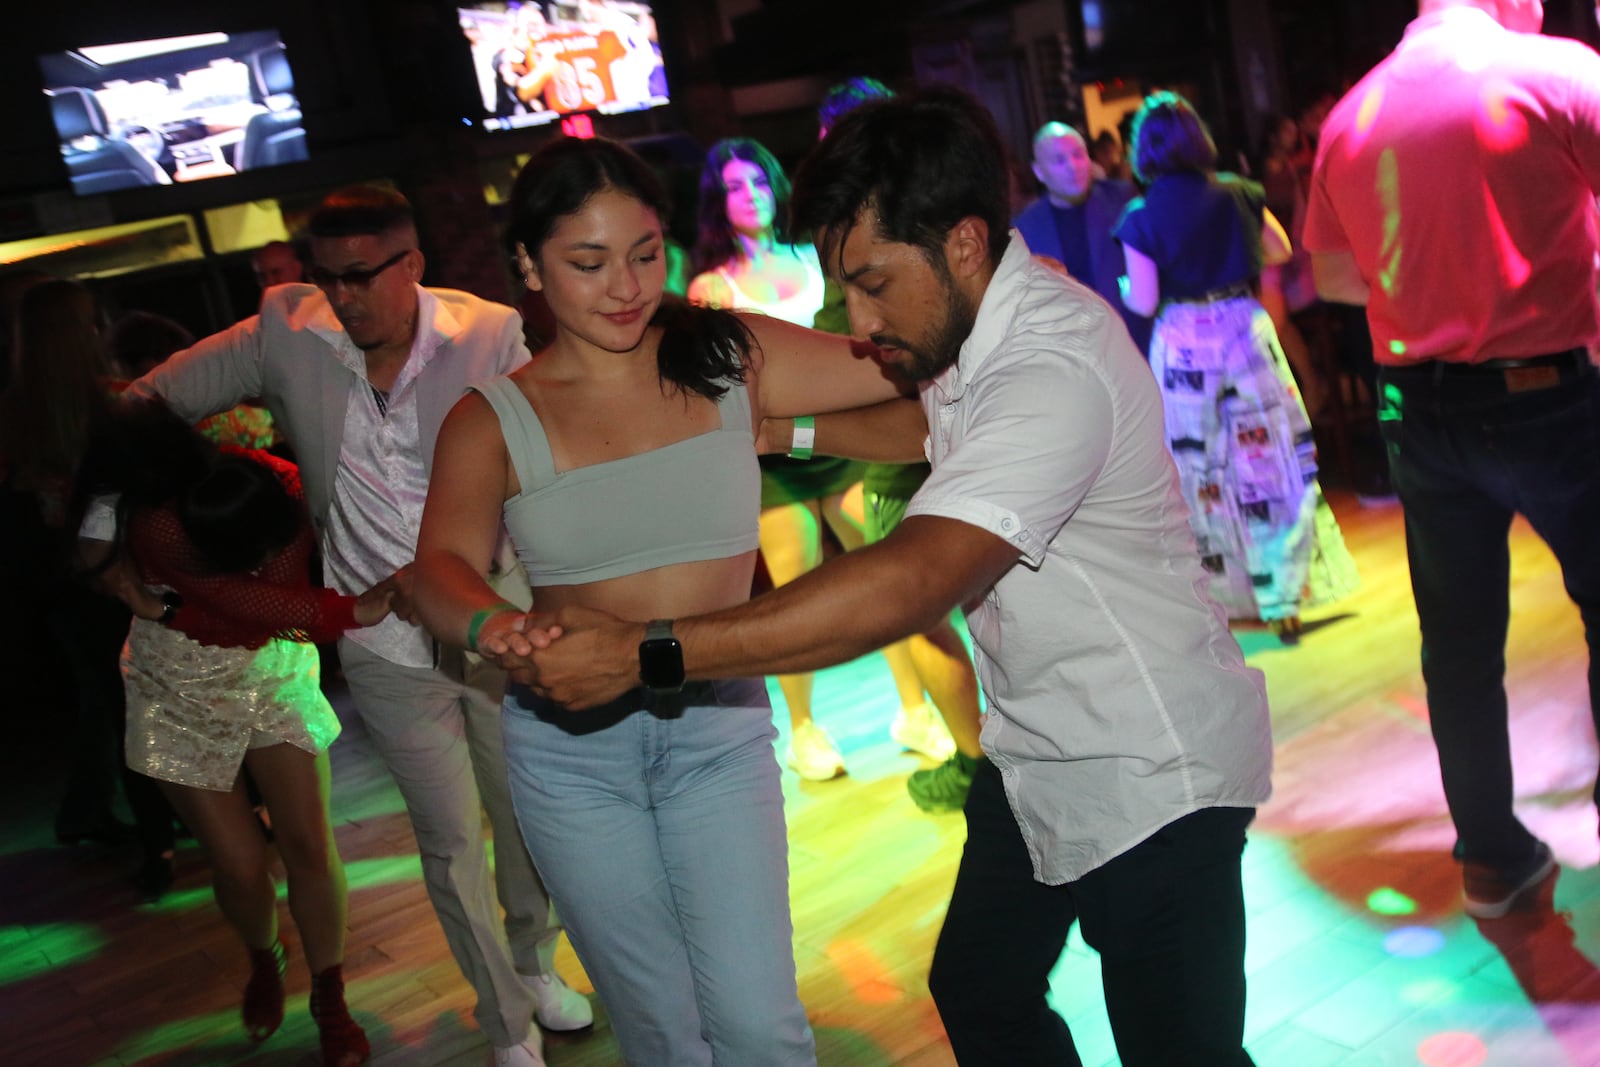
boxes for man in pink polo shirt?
[1304,0,1600,920]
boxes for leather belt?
[1462,348,1588,372]
[1170,282,1253,306]
[1386,347,1591,394]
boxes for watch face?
[639,637,685,691]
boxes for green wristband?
[466,602,518,652]
[787,414,815,460]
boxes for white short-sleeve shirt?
[906,234,1273,884]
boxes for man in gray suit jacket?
[1014,122,1152,356]
[129,185,587,1067]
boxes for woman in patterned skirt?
[1115,92,1358,642]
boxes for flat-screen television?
[458,2,669,133]
[39,29,309,197]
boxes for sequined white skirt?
[123,618,341,792]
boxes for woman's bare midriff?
[530,550,760,624]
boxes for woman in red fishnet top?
[77,401,390,1067]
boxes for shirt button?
[1000,517,1016,532]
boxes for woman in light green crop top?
[411,136,916,1067]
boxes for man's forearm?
[677,513,1019,680]
[528,516,1016,709]
[128,320,260,421]
[678,541,946,680]
[763,399,927,462]
[524,541,939,708]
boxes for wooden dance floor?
[2,490,1598,1066]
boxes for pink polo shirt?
[1303,7,1600,365]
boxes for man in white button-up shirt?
[130,186,587,1067]
[510,91,1274,1066]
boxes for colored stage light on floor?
[1367,886,1417,916]
[0,921,103,984]
[1417,1031,1487,1067]
[826,938,903,1006]
[344,853,424,891]
[140,883,216,914]
[1382,924,1445,958]
[116,1004,240,1063]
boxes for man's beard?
[872,282,977,383]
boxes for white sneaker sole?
[1463,853,1556,919]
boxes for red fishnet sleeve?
[129,452,360,649]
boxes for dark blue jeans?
[1379,355,1600,869]
[928,759,1255,1066]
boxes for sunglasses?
[307,249,411,292]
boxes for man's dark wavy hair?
[791,87,1011,276]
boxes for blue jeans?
[1379,354,1600,868]
[501,678,815,1067]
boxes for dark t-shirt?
[1114,172,1266,300]
[1050,202,1094,284]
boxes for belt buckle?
[1503,365,1561,393]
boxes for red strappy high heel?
[242,940,286,1041]
[311,965,370,1066]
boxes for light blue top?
[473,375,760,586]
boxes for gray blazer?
[129,283,531,532]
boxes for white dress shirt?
[906,234,1274,884]
[321,287,449,668]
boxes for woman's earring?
[512,245,539,290]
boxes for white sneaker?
[890,702,957,762]
[785,719,846,780]
[492,1035,546,1067]
[527,971,593,1031]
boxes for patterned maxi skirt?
[1150,294,1359,621]
[123,617,341,792]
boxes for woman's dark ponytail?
[650,296,750,400]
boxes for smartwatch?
[639,618,685,694]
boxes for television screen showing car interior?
[40,30,308,196]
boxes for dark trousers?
[1379,354,1600,868]
[49,582,175,859]
[928,759,1255,1066]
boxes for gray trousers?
[339,637,555,1048]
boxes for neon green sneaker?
[906,751,981,814]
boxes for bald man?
[1013,123,1151,354]
[251,240,304,291]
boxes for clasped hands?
[474,606,641,709]
[359,566,413,627]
